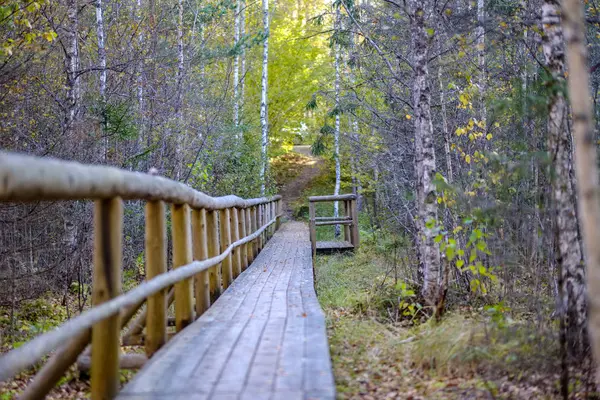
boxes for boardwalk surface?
[117,221,335,400]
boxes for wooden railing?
[308,194,359,257]
[0,151,283,400]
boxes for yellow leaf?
[465,155,471,164]
[42,31,57,42]
[405,114,412,120]
[486,133,493,140]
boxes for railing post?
[206,210,222,301]
[251,206,259,257]
[343,200,351,242]
[172,203,194,332]
[257,205,264,252]
[351,198,359,249]
[309,201,316,259]
[276,199,282,230]
[245,208,254,264]
[192,208,210,317]
[268,201,274,238]
[91,197,123,400]
[239,207,249,270]
[219,208,233,289]
[230,207,242,278]
[145,200,167,357]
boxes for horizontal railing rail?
[308,194,359,257]
[0,151,283,400]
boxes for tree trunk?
[95,0,108,160]
[259,0,270,195]
[136,0,144,151]
[476,0,487,138]
[542,0,586,356]
[233,0,241,129]
[333,3,341,238]
[174,0,185,180]
[64,0,80,138]
[240,0,246,118]
[562,0,600,365]
[409,0,442,309]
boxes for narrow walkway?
[117,222,335,400]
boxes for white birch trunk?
[333,4,341,237]
[410,0,442,309]
[240,0,246,116]
[95,0,107,160]
[542,0,586,354]
[259,0,270,195]
[233,0,241,129]
[476,0,487,136]
[174,0,185,180]
[136,0,144,148]
[65,0,80,138]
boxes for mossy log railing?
[0,151,283,400]
[308,194,359,257]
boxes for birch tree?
[333,2,341,237]
[476,0,486,137]
[541,0,586,354]
[95,0,107,159]
[259,0,270,195]
[409,0,442,310]
[64,0,80,138]
[174,0,185,180]
[233,0,242,128]
[562,0,600,369]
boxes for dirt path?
[280,145,325,216]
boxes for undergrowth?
[315,244,591,399]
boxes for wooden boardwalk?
[117,221,335,400]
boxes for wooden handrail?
[0,151,281,208]
[308,194,356,202]
[0,213,279,382]
[308,194,359,257]
[0,151,284,400]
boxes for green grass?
[314,243,575,399]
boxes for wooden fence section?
[0,151,283,400]
[308,194,359,257]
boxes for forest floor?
[277,154,596,399]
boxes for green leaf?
[469,248,477,263]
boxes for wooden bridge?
[0,152,350,400]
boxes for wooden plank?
[91,197,123,400]
[116,222,336,400]
[315,240,354,253]
[146,201,167,356]
[192,208,210,317]
[172,203,194,332]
